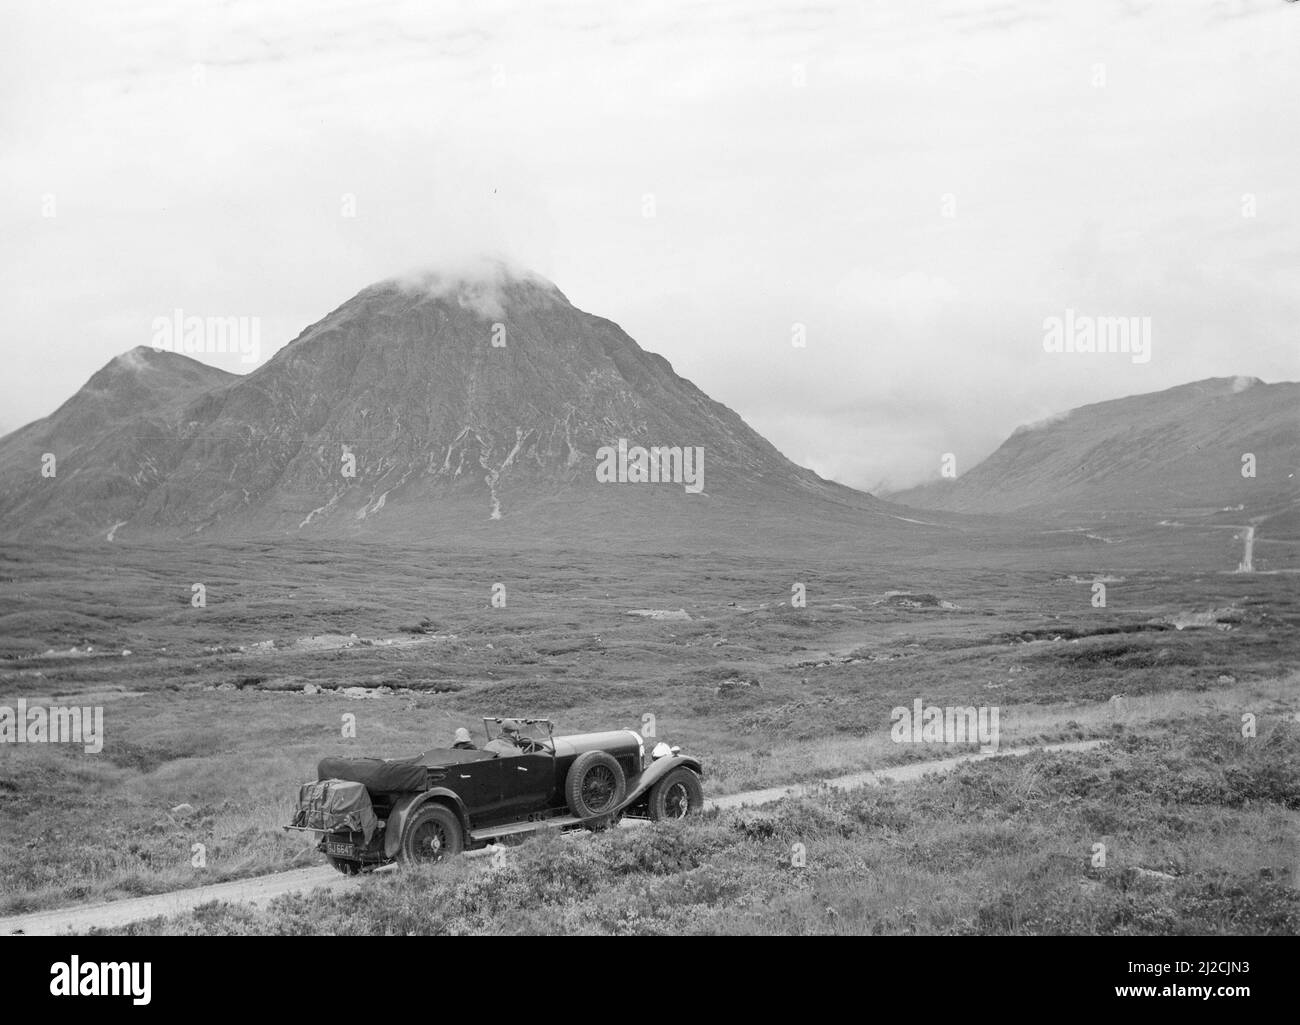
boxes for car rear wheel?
[647,767,703,821]
[400,803,464,863]
[566,751,627,820]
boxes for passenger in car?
[451,727,477,751]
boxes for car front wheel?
[647,767,704,821]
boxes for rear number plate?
[325,841,355,858]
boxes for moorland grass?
[2,538,1297,924]
[105,713,1299,935]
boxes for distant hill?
[0,348,238,538]
[0,265,897,541]
[888,377,1300,528]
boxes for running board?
[470,814,586,842]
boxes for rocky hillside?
[889,377,1299,528]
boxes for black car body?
[287,718,704,871]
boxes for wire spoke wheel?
[566,750,628,821]
[582,765,618,812]
[663,781,690,818]
[411,820,447,859]
[400,804,464,864]
[648,767,703,822]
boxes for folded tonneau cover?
[317,755,428,794]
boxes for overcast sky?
[2,0,1296,491]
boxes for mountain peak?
[0,271,874,539]
[368,259,567,320]
[102,345,225,375]
[110,346,157,369]
[87,345,236,393]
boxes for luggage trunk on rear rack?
[292,778,379,844]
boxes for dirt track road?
[0,739,1105,936]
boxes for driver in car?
[483,719,526,757]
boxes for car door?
[444,757,506,827]
[496,752,556,821]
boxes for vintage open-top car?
[287,717,704,872]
